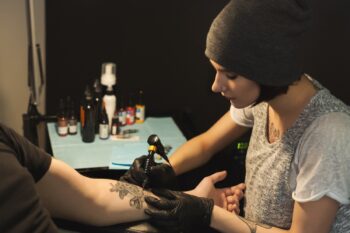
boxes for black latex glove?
[119,155,177,189]
[144,189,214,233]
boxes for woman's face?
[210,60,260,109]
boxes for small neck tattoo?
[269,122,280,143]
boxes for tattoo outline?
[110,181,144,209]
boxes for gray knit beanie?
[205,0,311,86]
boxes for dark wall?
[303,0,350,103]
[46,0,230,135]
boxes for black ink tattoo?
[269,122,280,142]
[238,217,272,233]
[110,182,144,209]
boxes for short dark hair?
[253,85,289,105]
[253,75,302,105]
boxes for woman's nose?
[211,73,226,93]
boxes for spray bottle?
[101,62,117,131]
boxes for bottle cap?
[101,62,116,87]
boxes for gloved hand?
[119,155,177,189]
[144,189,214,233]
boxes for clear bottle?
[57,98,68,136]
[81,86,95,143]
[135,90,145,123]
[99,103,109,140]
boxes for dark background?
[45,0,350,189]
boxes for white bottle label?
[58,126,68,135]
[99,124,109,139]
[69,125,77,134]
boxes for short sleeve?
[229,105,254,127]
[292,112,350,204]
[0,154,59,232]
[0,123,52,182]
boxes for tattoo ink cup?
[57,98,68,136]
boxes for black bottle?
[93,79,103,134]
[111,111,120,136]
[81,86,95,143]
[99,103,109,140]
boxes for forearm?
[170,112,249,175]
[211,206,288,233]
[170,135,213,175]
[36,159,152,226]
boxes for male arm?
[169,111,250,175]
[36,158,152,226]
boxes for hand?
[226,183,245,214]
[119,155,177,189]
[145,189,214,233]
[188,171,245,214]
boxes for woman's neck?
[268,74,317,119]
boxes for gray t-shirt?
[230,77,350,232]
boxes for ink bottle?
[99,103,109,140]
[57,98,68,137]
[135,90,145,123]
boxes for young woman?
[124,0,350,232]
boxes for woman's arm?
[170,111,250,175]
[211,196,339,233]
[36,158,152,226]
[145,179,339,233]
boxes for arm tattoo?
[110,181,144,209]
[238,216,272,233]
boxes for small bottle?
[99,103,109,140]
[93,79,103,134]
[126,93,135,125]
[81,86,95,143]
[68,101,78,135]
[57,98,68,137]
[118,97,127,126]
[111,111,120,136]
[135,90,145,123]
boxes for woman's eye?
[227,74,237,80]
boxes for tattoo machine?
[142,134,170,189]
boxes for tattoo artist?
[121,0,350,232]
